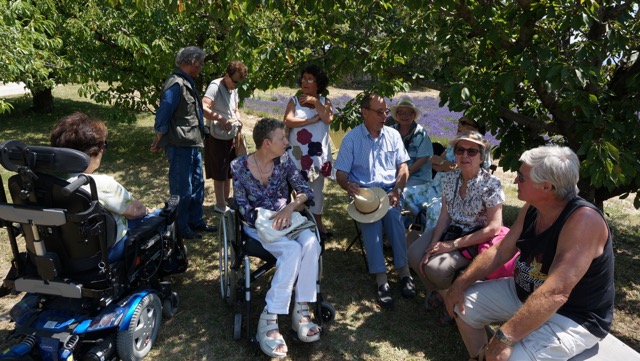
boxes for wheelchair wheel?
[319,300,336,323]
[162,291,179,319]
[233,313,242,340]
[219,212,237,305]
[116,293,162,360]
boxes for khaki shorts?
[455,278,599,360]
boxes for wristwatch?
[494,328,515,347]
[394,187,403,195]
[453,240,459,249]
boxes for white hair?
[519,145,580,199]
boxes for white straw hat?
[389,96,422,121]
[347,187,389,223]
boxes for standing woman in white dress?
[283,65,334,239]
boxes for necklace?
[253,154,272,184]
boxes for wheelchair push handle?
[61,175,91,196]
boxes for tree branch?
[498,106,556,134]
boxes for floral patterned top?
[68,173,134,243]
[287,96,332,182]
[230,153,314,227]
[442,168,504,233]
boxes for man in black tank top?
[444,145,614,361]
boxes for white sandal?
[291,302,321,342]
[257,309,287,358]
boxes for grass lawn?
[0,86,638,360]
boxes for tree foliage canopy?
[1,0,639,207]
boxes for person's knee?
[423,260,455,290]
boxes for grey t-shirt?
[203,78,239,130]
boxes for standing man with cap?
[335,92,414,309]
[151,46,216,240]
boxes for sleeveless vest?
[514,197,614,338]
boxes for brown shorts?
[203,135,236,181]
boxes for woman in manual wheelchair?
[230,117,322,358]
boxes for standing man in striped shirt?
[335,92,414,310]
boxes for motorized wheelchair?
[0,140,188,360]
[218,199,335,343]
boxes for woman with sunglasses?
[408,131,505,325]
[418,116,494,233]
[283,64,333,240]
[203,61,248,214]
[432,116,492,172]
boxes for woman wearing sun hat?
[408,130,505,324]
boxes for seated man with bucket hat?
[335,92,414,309]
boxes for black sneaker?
[400,276,417,299]
[377,283,394,309]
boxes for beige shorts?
[456,278,599,360]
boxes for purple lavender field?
[243,92,499,146]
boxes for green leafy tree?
[425,0,640,208]
[4,0,638,207]
[1,0,65,112]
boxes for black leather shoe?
[192,224,217,232]
[400,276,417,299]
[377,283,394,309]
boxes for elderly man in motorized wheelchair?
[0,114,188,360]
[224,117,334,359]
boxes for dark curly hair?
[50,112,108,157]
[298,64,329,95]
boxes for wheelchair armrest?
[126,216,166,243]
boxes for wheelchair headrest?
[0,139,90,174]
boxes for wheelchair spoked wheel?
[116,293,162,360]
[219,211,237,305]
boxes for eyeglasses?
[454,146,480,157]
[366,107,390,117]
[397,110,415,117]
[301,77,316,84]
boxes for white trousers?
[243,226,320,315]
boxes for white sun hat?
[347,187,390,223]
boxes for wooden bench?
[569,334,640,361]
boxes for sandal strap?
[260,310,279,321]
[258,321,280,334]
[296,306,311,317]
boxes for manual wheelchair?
[217,199,335,343]
[0,140,188,360]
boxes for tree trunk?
[32,88,54,113]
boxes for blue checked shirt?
[335,124,409,192]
